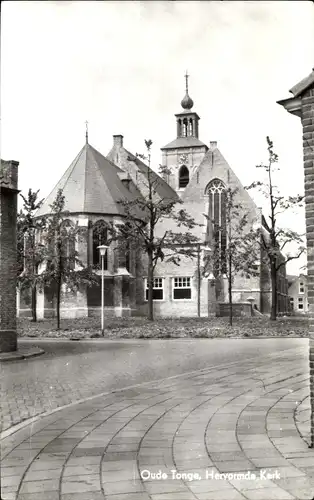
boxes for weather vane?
[184,70,189,94]
[85,120,89,143]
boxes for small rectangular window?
[173,277,192,300]
[145,278,163,301]
[299,282,304,294]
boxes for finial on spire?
[85,120,89,143]
[181,71,194,110]
[185,70,189,94]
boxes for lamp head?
[98,245,109,257]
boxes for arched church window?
[92,220,108,269]
[205,179,227,274]
[177,119,182,137]
[182,118,188,137]
[189,118,193,137]
[179,165,189,188]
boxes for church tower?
[161,72,208,194]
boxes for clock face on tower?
[179,154,188,165]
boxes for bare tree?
[41,189,98,329]
[116,139,201,321]
[17,189,45,322]
[246,137,305,320]
[205,187,259,325]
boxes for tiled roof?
[161,137,208,150]
[36,143,143,218]
[107,143,178,202]
[289,69,314,97]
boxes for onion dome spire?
[181,70,194,110]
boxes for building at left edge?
[1,159,19,352]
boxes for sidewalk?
[1,345,313,500]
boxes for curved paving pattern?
[295,396,311,446]
[1,346,314,500]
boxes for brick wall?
[301,85,314,446]
[217,302,252,317]
[161,146,207,193]
[288,275,308,313]
[0,160,19,352]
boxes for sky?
[1,0,314,274]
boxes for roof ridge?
[289,69,314,97]
[90,143,123,172]
[123,148,149,170]
[122,147,178,200]
[88,145,138,215]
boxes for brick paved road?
[1,339,313,500]
[1,338,307,433]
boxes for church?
[18,76,289,319]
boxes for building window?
[299,282,304,293]
[298,297,304,310]
[178,165,189,188]
[205,179,227,274]
[173,277,192,300]
[92,220,108,269]
[145,278,164,301]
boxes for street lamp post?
[197,244,212,317]
[98,245,108,336]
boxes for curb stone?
[0,346,44,362]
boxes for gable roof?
[162,144,261,240]
[107,140,178,202]
[36,142,143,218]
[289,69,314,97]
[182,145,258,211]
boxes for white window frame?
[298,297,304,310]
[299,282,304,294]
[172,276,192,301]
[144,278,164,301]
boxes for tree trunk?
[56,280,61,330]
[147,249,154,321]
[270,262,277,321]
[31,285,37,322]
